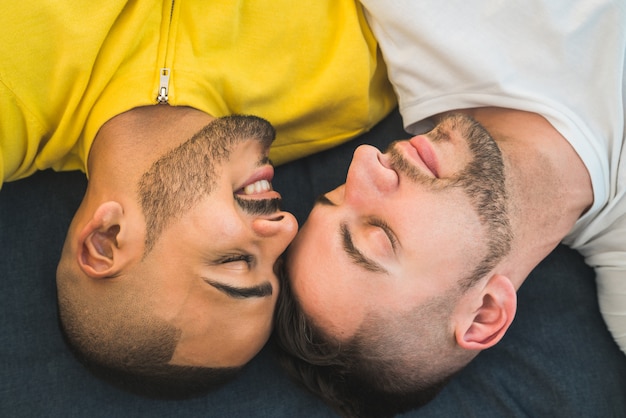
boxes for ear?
[455,274,517,350]
[77,201,133,278]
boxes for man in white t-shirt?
[274,1,626,416]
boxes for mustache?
[234,196,282,215]
[386,142,437,185]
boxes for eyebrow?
[340,222,388,274]
[202,278,273,299]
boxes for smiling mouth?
[236,179,281,201]
[242,179,272,194]
[236,166,282,200]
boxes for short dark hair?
[56,266,241,399]
[59,311,240,399]
[272,268,455,418]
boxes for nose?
[251,211,298,256]
[344,145,398,206]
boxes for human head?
[274,112,517,416]
[57,108,297,397]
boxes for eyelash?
[219,254,253,265]
[368,218,398,248]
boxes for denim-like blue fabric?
[1,109,625,418]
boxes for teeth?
[243,179,271,195]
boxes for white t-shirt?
[361,0,626,354]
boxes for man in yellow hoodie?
[0,0,395,396]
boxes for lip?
[236,165,282,200]
[402,136,440,178]
[244,165,275,186]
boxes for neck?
[87,105,215,196]
[74,105,215,228]
[463,107,593,288]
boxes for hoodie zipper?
[156,0,176,104]
[157,68,170,104]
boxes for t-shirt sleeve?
[595,266,626,355]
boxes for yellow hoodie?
[0,0,395,185]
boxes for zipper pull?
[156,68,171,104]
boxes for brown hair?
[272,267,471,418]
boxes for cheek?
[394,194,487,276]
[434,138,474,179]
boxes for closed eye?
[203,278,273,299]
[220,254,253,265]
[368,217,399,252]
[340,222,388,274]
[215,254,254,270]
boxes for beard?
[387,112,512,287]
[137,115,275,255]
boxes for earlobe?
[77,202,126,278]
[455,274,517,350]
